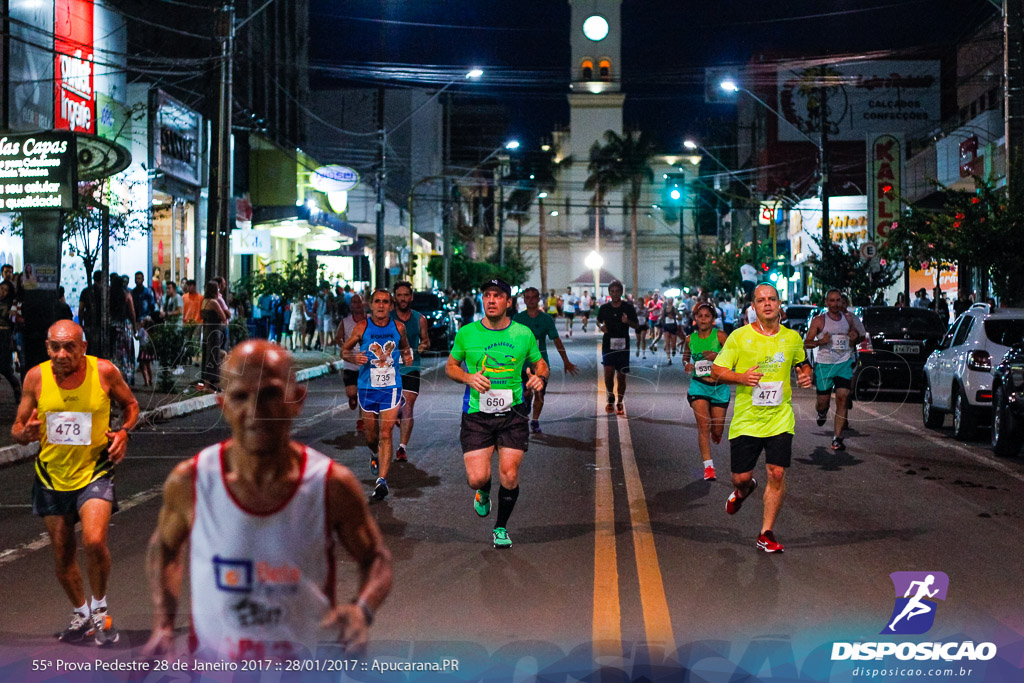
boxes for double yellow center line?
[593,348,676,659]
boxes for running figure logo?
[368,341,396,368]
[881,571,950,635]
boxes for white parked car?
[922,304,1024,440]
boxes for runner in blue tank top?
[390,281,430,464]
[341,289,413,501]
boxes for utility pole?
[1006,0,1024,190]
[375,87,387,289]
[207,2,235,282]
[497,179,505,267]
[442,93,452,291]
[819,79,831,250]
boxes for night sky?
[309,1,997,151]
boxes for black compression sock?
[478,479,492,494]
[495,485,519,529]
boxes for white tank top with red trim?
[189,442,334,661]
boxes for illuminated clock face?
[582,15,609,42]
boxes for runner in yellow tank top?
[11,321,139,645]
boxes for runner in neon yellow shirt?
[711,284,813,553]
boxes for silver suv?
[922,304,1024,440]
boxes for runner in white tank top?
[188,442,332,659]
[143,340,392,662]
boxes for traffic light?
[409,254,419,277]
[663,173,685,206]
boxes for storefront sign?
[868,134,901,249]
[310,165,360,193]
[153,90,202,186]
[0,133,78,211]
[909,264,957,298]
[758,201,784,226]
[778,60,940,142]
[231,229,272,255]
[54,0,95,134]
[96,93,130,144]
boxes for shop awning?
[251,205,358,241]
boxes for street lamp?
[585,250,603,300]
[720,77,831,247]
[376,68,485,288]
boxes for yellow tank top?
[36,356,112,491]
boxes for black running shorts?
[343,369,359,387]
[400,370,421,394]
[460,401,530,453]
[729,433,793,473]
[32,474,118,519]
[601,349,630,373]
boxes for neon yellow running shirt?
[713,324,806,439]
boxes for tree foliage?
[678,242,774,294]
[233,255,325,302]
[808,235,900,304]
[882,179,1024,305]
[426,241,533,293]
[4,179,153,277]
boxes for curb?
[0,360,345,468]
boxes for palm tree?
[584,140,618,288]
[590,130,657,299]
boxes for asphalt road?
[0,329,1022,682]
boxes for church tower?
[567,0,625,158]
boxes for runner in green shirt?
[711,283,813,554]
[512,287,578,434]
[446,278,549,549]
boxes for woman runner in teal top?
[683,302,731,482]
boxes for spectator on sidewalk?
[162,282,183,326]
[132,271,158,327]
[0,280,22,402]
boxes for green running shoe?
[492,526,512,548]
[474,490,491,517]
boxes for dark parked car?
[990,341,1024,457]
[412,290,458,352]
[852,306,946,399]
[783,304,816,336]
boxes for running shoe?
[370,455,379,476]
[725,478,758,515]
[703,465,716,481]
[395,446,408,462]
[530,420,542,434]
[756,530,785,553]
[492,527,512,548]
[816,410,828,427]
[605,403,615,414]
[56,612,94,642]
[831,436,846,452]
[356,418,364,432]
[615,403,625,416]
[370,477,389,501]
[91,608,119,646]
[474,490,491,517]
[667,358,672,365]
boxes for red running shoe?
[757,530,785,553]
[395,446,408,462]
[725,478,757,515]
[703,465,716,481]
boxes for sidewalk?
[0,349,344,464]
